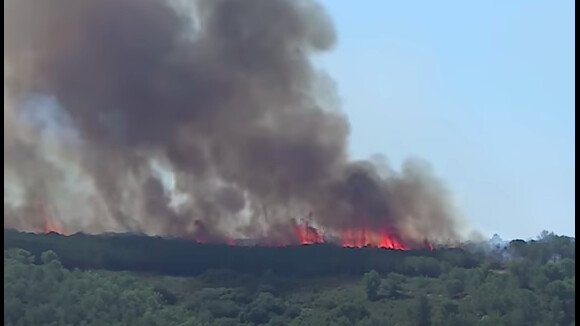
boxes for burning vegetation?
[4,0,468,249]
[41,205,66,235]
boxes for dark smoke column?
[4,0,466,246]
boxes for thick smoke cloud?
[4,0,466,246]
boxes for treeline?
[4,229,484,277]
[4,231,575,326]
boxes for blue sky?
[317,0,575,240]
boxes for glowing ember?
[293,221,324,245]
[340,227,407,250]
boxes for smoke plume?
[4,0,466,246]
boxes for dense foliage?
[4,230,575,326]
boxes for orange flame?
[43,218,61,234]
[293,221,324,245]
[290,219,408,250]
[40,204,65,235]
[340,227,407,250]
[33,205,421,250]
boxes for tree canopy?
[3,230,575,326]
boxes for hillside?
[3,230,575,326]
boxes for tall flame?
[293,221,324,245]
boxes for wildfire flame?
[33,206,427,250]
[425,239,433,251]
[293,221,324,245]
[40,204,65,235]
[43,218,61,234]
[291,220,409,250]
[340,227,407,250]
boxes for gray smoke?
[4,0,467,246]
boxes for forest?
[4,230,575,326]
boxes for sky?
[317,0,575,240]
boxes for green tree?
[508,259,535,288]
[333,302,369,325]
[413,295,431,326]
[380,272,404,299]
[445,279,464,298]
[363,270,381,301]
